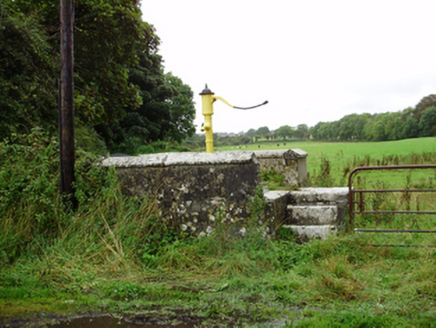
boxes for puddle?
[49,315,203,327]
[47,313,211,328]
[49,316,137,328]
[1,311,286,327]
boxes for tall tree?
[95,47,173,148]
[384,112,402,141]
[365,114,390,141]
[256,126,270,137]
[245,128,257,137]
[294,124,309,139]
[73,0,146,125]
[414,94,436,121]
[419,106,436,137]
[4,0,148,127]
[337,113,371,140]
[400,116,419,139]
[165,72,196,143]
[0,1,58,139]
[276,125,294,140]
[96,52,196,150]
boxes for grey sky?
[141,0,436,134]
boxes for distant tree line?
[244,125,310,142]
[0,0,196,154]
[309,95,436,141]
[233,95,436,144]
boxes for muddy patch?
[1,312,244,327]
[48,313,206,327]
[0,306,292,327]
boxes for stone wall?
[101,152,264,237]
[100,149,323,238]
[253,149,308,187]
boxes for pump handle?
[233,101,268,110]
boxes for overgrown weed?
[261,168,285,189]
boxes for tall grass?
[308,151,436,188]
[0,129,175,269]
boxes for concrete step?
[263,190,291,234]
[282,224,336,240]
[287,204,338,225]
[289,187,349,205]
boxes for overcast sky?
[141,0,436,134]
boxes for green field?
[216,137,436,187]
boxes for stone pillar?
[253,149,308,187]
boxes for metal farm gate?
[348,165,436,247]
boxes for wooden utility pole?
[59,0,77,208]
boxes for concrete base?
[287,187,349,229]
[287,205,338,225]
[263,190,291,235]
[282,225,337,240]
[289,187,349,204]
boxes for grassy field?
[0,135,435,327]
[216,137,436,187]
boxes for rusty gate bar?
[348,165,436,236]
[373,244,436,248]
[356,229,436,233]
[354,211,436,215]
[354,189,436,193]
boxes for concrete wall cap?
[295,187,349,196]
[100,151,259,168]
[263,190,291,201]
[284,225,335,240]
[291,148,308,157]
[253,149,308,158]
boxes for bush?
[0,128,170,265]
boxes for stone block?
[287,205,338,225]
[288,187,349,227]
[282,225,337,240]
[252,149,308,187]
[289,187,349,204]
[263,190,291,234]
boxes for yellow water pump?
[200,85,268,153]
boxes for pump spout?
[213,96,233,108]
[201,121,211,132]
